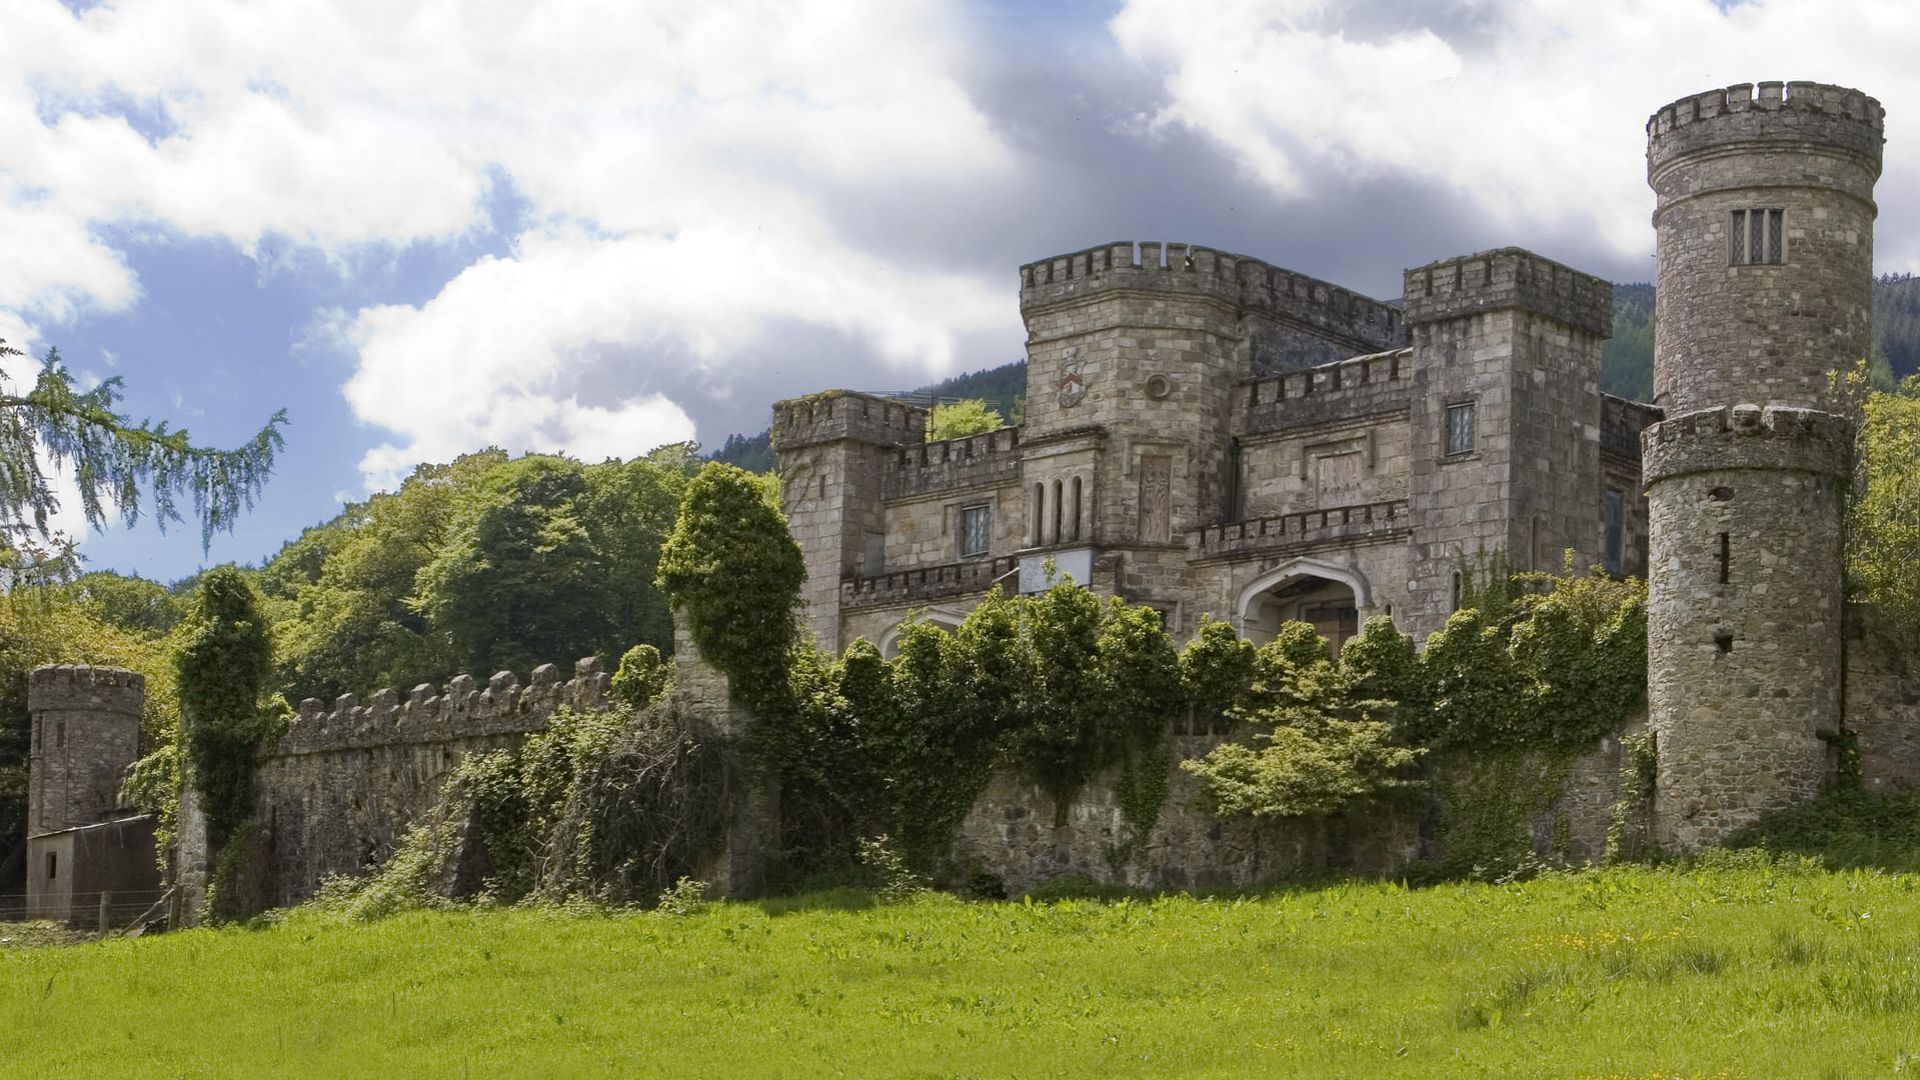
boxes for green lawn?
[6,857,1920,1078]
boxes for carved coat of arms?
[1056,349,1089,408]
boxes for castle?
[23,82,1919,922]
[774,80,1903,854]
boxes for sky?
[4,0,1920,582]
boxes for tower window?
[959,504,990,558]
[1444,402,1476,456]
[46,851,56,880]
[1730,209,1784,265]
[1603,490,1624,575]
[1717,531,1731,584]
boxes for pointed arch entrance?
[1235,557,1373,653]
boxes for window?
[960,504,991,558]
[45,851,56,880]
[1444,402,1476,456]
[1603,490,1624,575]
[1731,209,1784,265]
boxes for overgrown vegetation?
[173,567,279,858]
[1847,373,1920,658]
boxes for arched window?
[1069,476,1083,542]
[1051,479,1064,544]
[1030,483,1045,547]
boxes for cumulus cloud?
[3,0,1014,487]
[1111,0,1920,268]
[7,0,1920,499]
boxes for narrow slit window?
[1051,479,1063,544]
[1069,477,1083,542]
[1030,483,1045,546]
[45,851,56,880]
[1717,531,1731,584]
[1450,570,1463,612]
[1603,490,1624,575]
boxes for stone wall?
[1844,607,1920,793]
[952,722,1637,894]
[250,659,611,907]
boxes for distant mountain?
[1605,283,1655,402]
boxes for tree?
[0,340,285,552]
[1850,376,1920,655]
[175,566,277,850]
[926,399,1006,442]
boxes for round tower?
[1643,82,1883,850]
[25,664,146,836]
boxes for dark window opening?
[1603,490,1624,575]
[1445,402,1476,456]
[1731,209,1784,265]
[1069,477,1083,542]
[1708,486,1734,502]
[45,851,56,880]
[1450,570,1463,612]
[1717,532,1731,585]
[1715,633,1735,654]
[959,505,990,558]
[54,720,63,749]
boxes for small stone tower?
[772,392,926,652]
[1643,82,1883,849]
[25,664,146,837]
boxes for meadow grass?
[6,854,1920,1078]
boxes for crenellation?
[271,658,608,757]
[884,425,1024,500]
[1403,248,1613,338]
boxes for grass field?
[5,852,1920,1078]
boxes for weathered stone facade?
[775,243,1645,655]
[1644,81,1883,850]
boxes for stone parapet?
[771,391,927,452]
[1641,405,1851,484]
[273,658,611,757]
[841,555,1018,610]
[884,426,1023,500]
[27,665,145,717]
[1018,241,1405,355]
[1403,248,1613,338]
[1190,499,1410,561]
[1647,81,1884,178]
[1241,348,1413,434]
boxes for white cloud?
[1,0,1014,488]
[1111,0,1920,265]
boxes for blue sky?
[4,0,1917,582]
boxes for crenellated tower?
[1644,81,1883,849]
[26,664,145,838]
[771,392,926,652]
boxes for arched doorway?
[1235,558,1372,654]
[877,610,967,658]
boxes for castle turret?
[1644,82,1883,849]
[772,391,925,651]
[26,664,145,838]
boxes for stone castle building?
[774,246,1654,656]
[775,80,1904,852]
[21,82,1913,925]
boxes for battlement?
[771,391,928,452]
[1242,347,1413,434]
[841,555,1019,610]
[885,425,1023,500]
[1403,248,1613,338]
[271,657,611,757]
[27,665,145,716]
[1642,404,1852,484]
[1648,81,1885,177]
[1019,241,1405,354]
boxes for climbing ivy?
[175,565,279,853]
[656,463,804,714]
